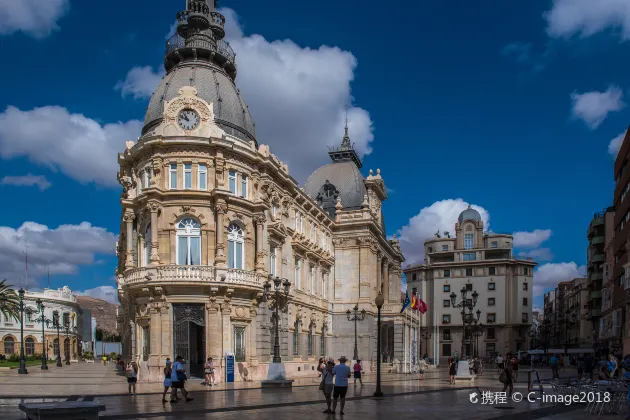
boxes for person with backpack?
[499,358,515,398]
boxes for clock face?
[178,109,200,130]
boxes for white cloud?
[608,131,626,157]
[396,199,490,265]
[570,86,625,129]
[76,285,119,304]
[0,0,69,38]
[533,262,586,298]
[517,248,554,262]
[0,221,117,287]
[545,0,630,40]
[115,66,165,100]
[513,229,552,248]
[0,174,51,191]
[0,106,142,186]
[116,8,375,182]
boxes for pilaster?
[148,201,161,264]
[215,200,227,266]
[124,212,135,269]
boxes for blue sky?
[0,0,628,308]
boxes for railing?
[157,265,215,282]
[594,211,606,219]
[124,267,148,284]
[209,11,225,28]
[223,269,265,287]
[165,34,236,65]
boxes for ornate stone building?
[115,1,404,382]
[0,287,83,362]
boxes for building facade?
[115,1,405,383]
[404,207,536,363]
[0,287,83,361]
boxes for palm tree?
[0,280,20,322]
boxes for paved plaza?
[0,363,615,419]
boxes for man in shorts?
[332,356,351,415]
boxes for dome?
[458,206,481,224]
[303,161,366,211]
[142,61,256,144]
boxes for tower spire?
[327,106,362,168]
[341,105,351,150]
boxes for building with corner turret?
[115,1,407,383]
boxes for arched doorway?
[25,337,35,356]
[172,304,205,378]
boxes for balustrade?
[157,265,215,282]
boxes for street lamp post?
[374,292,384,398]
[263,275,291,364]
[450,287,479,359]
[54,318,62,367]
[16,288,27,374]
[346,304,366,361]
[62,324,72,365]
[420,330,431,358]
[34,299,53,370]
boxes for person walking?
[499,360,515,398]
[321,358,335,413]
[448,356,457,385]
[418,357,428,380]
[549,354,559,379]
[331,356,351,415]
[162,360,172,403]
[125,362,137,394]
[353,359,363,386]
[511,355,519,382]
[496,354,504,372]
[170,355,193,403]
[204,357,213,387]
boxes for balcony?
[590,254,605,263]
[591,235,605,245]
[120,265,266,289]
[590,290,602,299]
[589,272,603,281]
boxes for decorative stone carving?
[148,201,161,213]
[161,86,226,138]
[254,214,266,226]
[235,306,247,318]
[215,201,228,214]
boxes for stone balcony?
[119,265,267,289]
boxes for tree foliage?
[0,280,20,322]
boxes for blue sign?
[225,353,234,383]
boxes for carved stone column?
[215,200,227,266]
[124,211,135,269]
[383,261,390,302]
[254,214,266,273]
[148,201,161,264]
[149,304,162,380]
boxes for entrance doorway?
[173,304,206,378]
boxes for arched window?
[53,339,59,358]
[176,218,201,265]
[293,320,300,356]
[25,337,35,356]
[227,223,244,269]
[143,223,151,267]
[3,337,15,355]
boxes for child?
[162,360,172,403]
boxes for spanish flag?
[410,291,417,310]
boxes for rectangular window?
[443,300,450,307]
[491,241,498,248]
[522,313,528,323]
[486,343,496,353]
[241,174,248,198]
[524,267,530,275]
[428,247,433,253]
[198,164,207,190]
[487,328,495,339]
[294,258,301,289]
[293,322,300,355]
[463,253,476,261]
[443,284,450,292]
[444,269,451,278]
[488,282,495,290]
[308,331,313,356]
[234,326,246,362]
[63,312,70,327]
[442,343,451,356]
[320,332,326,356]
[489,267,496,275]
[523,283,528,291]
[270,247,276,277]
[443,329,451,340]
[487,313,496,323]
[228,170,236,194]
[310,266,314,295]
[169,163,177,189]
[442,314,451,324]
[523,297,528,306]
[464,233,474,249]
[465,268,473,276]
[184,164,192,189]
[322,272,326,299]
[466,283,473,291]
[488,298,495,306]
[145,167,151,189]
[442,245,448,251]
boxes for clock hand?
[183,114,190,122]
